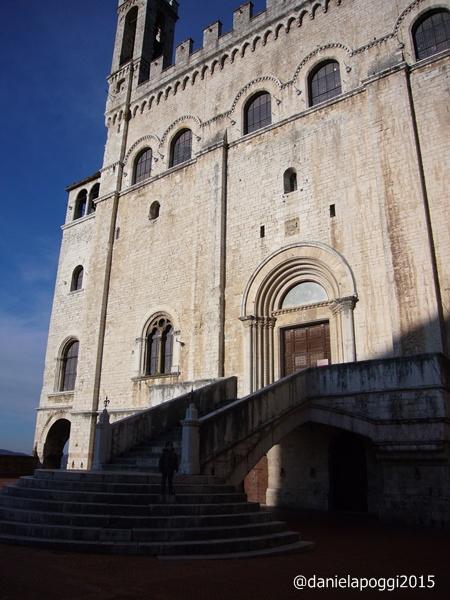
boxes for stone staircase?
[107,429,180,472]
[0,447,312,557]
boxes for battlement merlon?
[107,0,311,106]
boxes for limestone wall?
[35,0,450,468]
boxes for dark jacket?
[159,448,179,474]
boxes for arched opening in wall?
[242,243,358,391]
[88,183,100,214]
[329,431,368,512]
[283,168,297,193]
[170,129,192,167]
[244,91,272,134]
[133,148,152,184]
[146,316,174,376]
[42,419,71,469]
[74,190,87,220]
[149,201,160,220]
[153,13,165,60]
[412,9,450,60]
[280,282,331,374]
[248,424,375,513]
[120,6,138,66]
[59,340,79,391]
[309,60,342,107]
[70,266,84,292]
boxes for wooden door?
[282,322,331,376]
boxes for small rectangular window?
[260,225,265,238]
[329,204,336,218]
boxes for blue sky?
[0,0,266,453]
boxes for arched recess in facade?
[240,242,358,393]
[42,418,71,469]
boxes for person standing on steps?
[159,441,178,500]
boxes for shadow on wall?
[243,313,449,518]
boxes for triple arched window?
[133,148,152,184]
[170,129,192,167]
[60,340,79,392]
[244,92,272,134]
[309,60,342,107]
[413,9,450,60]
[146,316,174,376]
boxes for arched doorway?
[42,419,71,469]
[329,431,368,512]
[241,242,358,393]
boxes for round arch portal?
[241,242,358,392]
[42,419,71,469]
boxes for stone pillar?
[240,316,255,394]
[256,318,264,390]
[180,403,200,475]
[267,317,276,385]
[332,296,357,363]
[266,444,282,506]
[92,406,112,470]
[132,337,144,377]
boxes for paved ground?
[0,479,449,600]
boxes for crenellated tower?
[111,0,178,84]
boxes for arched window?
[146,316,174,376]
[120,7,138,66]
[71,266,84,291]
[284,168,298,193]
[149,201,160,220]
[133,148,152,184]
[88,183,100,215]
[74,190,87,220]
[170,129,192,167]
[60,340,79,391]
[244,92,272,134]
[153,14,165,60]
[413,9,450,60]
[281,282,328,309]
[309,60,342,107]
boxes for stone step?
[2,486,246,505]
[0,506,273,529]
[128,443,181,453]
[110,457,160,465]
[0,494,260,516]
[161,540,315,560]
[17,477,235,495]
[104,464,160,472]
[33,470,223,485]
[0,530,300,556]
[0,519,286,543]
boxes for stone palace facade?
[34,0,449,522]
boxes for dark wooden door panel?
[282,322,331,376]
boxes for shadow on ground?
[0,478,448,600]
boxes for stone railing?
[196,354,449,484]
[93,377,237,467]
